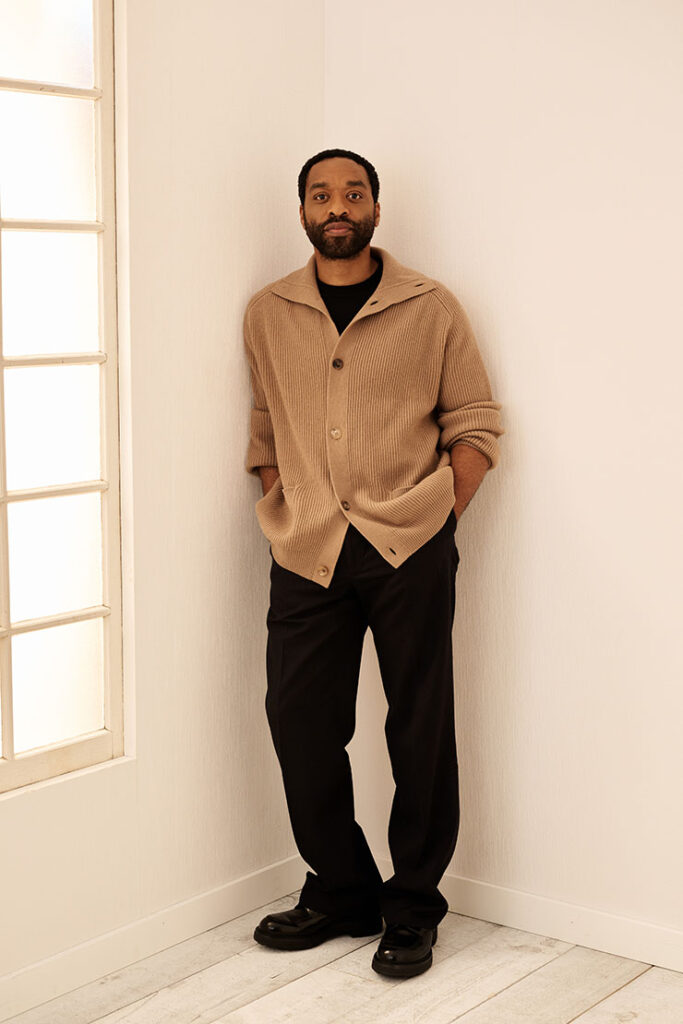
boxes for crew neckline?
[316,256,382,289]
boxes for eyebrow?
[308,179,367,192]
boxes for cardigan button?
[316,565,329,577]
[330,427,342,439]
[332,358,343,368]
[341,500,350,510]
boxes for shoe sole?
[371,950,433,977]
[371,927,438,979]
[254,917,384,951]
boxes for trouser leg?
[265,533,384,917]
[355,510,460,930]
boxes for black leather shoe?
[371,922,438,978]
[253,905,384,951]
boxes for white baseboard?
[428,859,682,974]
[0,854,306,1021]
[2,855,680,1020]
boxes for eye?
[312,192,364,201]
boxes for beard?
[302,211,377,261]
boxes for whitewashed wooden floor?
[5,890,682,1024]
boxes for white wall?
[1,0,682,1016]
[336,0,683,971]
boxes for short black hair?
[298,148,380,206]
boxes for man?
[244,147,504,978]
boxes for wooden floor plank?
[210,923,572,1024]
[450,945,649,1024]
[210,916,493,1024]
[214,964,380,1023]
[88,911,382,1023]
[4,897,675,1024]
[325,925,576,1024]
[1,893,297,1024]
[570,964,683,1023]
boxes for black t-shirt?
[316,255,383,335]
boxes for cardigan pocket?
[255,474,284,507]
[255,479,301,539]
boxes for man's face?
[299,157,380,260]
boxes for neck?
[315,247,378,285]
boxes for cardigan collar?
[268,245,437,320]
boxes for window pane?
[4,365,101,490]
[8,492,103,622]
[12,618,104,754]
[1,230,99,356]
[0,0,94,89]
[0,91,96,220]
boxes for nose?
[326,194,352,218]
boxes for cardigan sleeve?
[435,296,505,469]
[244,307,278,475]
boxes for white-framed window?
[0,0,122,794]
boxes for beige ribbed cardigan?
[244,245,504,588]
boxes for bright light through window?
[0,1,122,791]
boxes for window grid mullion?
[2,352,107,367]
[0,193,16,760]
[94,0,122,753]
[94,0,124,754]
[0,76,102,100]
[1,604,111,640]
[0,221,104,232]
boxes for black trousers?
[265,508,460,930]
